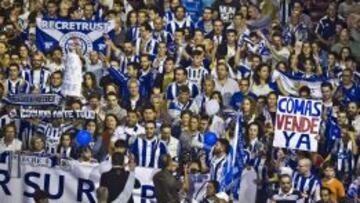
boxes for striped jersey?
[118,54,140,74]
[242,37,271,59]
[130,137,167,168]
[332,139,354,174]
[5,79,31,95]
[163,10,192,24]
[270,189,304,203]
[166,81,200,100]
[19,120,35,150]
[126,26,140,41]
[168,99,199,120]
[152,31,174,44]
[36,122,74,154]
[134,37,159,60]
[24,68,51,90]
[186,66,209,87]
[209,153,232,192]
[292,171,321,203]
[166,19,195,35]
[0,115,12,130]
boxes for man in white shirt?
[214,63,239,107]
[112,109,145,146]
[160,123,179,159]
[0,123,22,151]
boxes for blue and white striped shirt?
[130,137,167,168]
[118,54,140,74]
[292,171,321,203]
[186,66,209,87]
[332,139,354,174]
[152,31,174,44]
[166,19,195,35]
[24,68,51,90]
[166,81,200,100]
[5,79,31,95]
[134,37,159,61]
[36,122,74,154]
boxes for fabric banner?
[273,96,322,152]
[18,109,96,119]
[271,69,338,98]
[4,94,62,106]
[0,153,157,203]
[36,18,115,55]
[62,52,83,97]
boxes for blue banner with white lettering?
[36,18,115,55]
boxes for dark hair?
[83,72,98,89]
[217,138,230,154]
[160,154,172,168]
[114,139,127,149]
[3,122,17,135]
[253,63,270,85]
[85,120,98,136]
[160,123,172,130]
[279,173,292,182]
[174,66,187,77]
[33,189,49,202]
[245,121,263,144]
[175,28,185,35]
[127,62,140,71]
[112,152,125,166]
[211,91,224,108]
[226,29,237,35]
[322,161,335,170]
[178,85,190,94]
[299,85,311,96]
[165,57,175,63]
[208,180,220,192]
[141,23,152,32]
[145,120,157,128]
[142,103,155,112]
[51,70,63,79]
[126,10,137,27]
[8,63,20,71]
[181,110,193,118]
[87,92,101,101]
[105,113,119,126]
[106,92,118,100]
[321,81,333,90]
[79,146,92,154]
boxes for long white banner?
[0,154,157,203]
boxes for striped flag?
[230,112,247,200]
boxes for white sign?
[273,96,322,152]
[62,52,83,97]
[0,154,158,203]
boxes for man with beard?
[268,174,304,203]
[117,41,140,74]
[209,138,232,193]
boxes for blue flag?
[36,18,115,55]
[230,112,246,200]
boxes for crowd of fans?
[0,0,360,202]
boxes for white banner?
[62,52,83,97]
[0,154,157,203]
[271,69,338,98]
[273,96,322,152]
